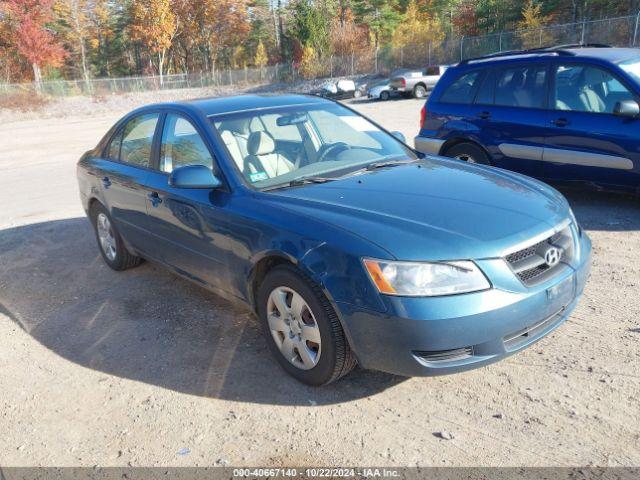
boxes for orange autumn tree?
[3,0,67,91]
[129,0,177,86]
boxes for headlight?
[363,258,490,297]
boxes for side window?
[439,71,481,104]
[495,66,547,108]
[475,69,495,105]
[160,114,214,173]
[425,66,440,76]
[120,114,159,168]
[554,64,634,113]
[106,130,122,161]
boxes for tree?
[254,40,268,68]
[298,45,317,78]
[330,6,368,57]
[392,0,444,48]
[3,0,67,91]
[129,0,177,86]
[517,0,554,48]
[287,0,332,58]
[452,0,480,36]
[352,0,402,54]
[54,0,94,87]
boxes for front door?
[144,113,232,292]
[544,61,640,190]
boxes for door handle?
[148,191,162,207]
[102,176,111,188]
[477,111,491,119]
[552,118,569,127]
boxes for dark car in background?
[415,45,640,194]
[77,94,590,386]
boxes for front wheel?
[380,91,390,101]
[257,265,356,385]
[444,142,490,165]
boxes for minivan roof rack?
[458,43,612,65]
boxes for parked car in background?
[390,65,448,98]
[415,45,640,194]
[367,80,394,100]
[77,94,590,386]
[312,79,363,100]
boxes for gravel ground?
[0,93,639,467]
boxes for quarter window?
[439,71,481,104]
[160,114,214,173]
[119,114,159,167]
[554,64,635,114]
[495,66,547,108]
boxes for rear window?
[439,71,481,104]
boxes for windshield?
[619,57,640,83]
[210,102,416,190]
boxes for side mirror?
[613,99,640,118]
[392,131,407,143]
[169,165,222,189]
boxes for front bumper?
[335,232,591,377]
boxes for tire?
[380,91,390,101]
[413,84,427,99]
[444,142,491,165]
[353,89,362,98]
[90,203,143,271]
[257,264,356,385]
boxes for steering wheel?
[316,142,351,162]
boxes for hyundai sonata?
[77,94,591,385]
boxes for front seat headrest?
[248,131,276,156]
[220,118,250,135]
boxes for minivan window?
[554,64,634,114]
[495,66,547,108]
[439,71,481,104]
[119,114,159,168]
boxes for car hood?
[265,157,571,261]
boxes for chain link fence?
[2,13,640,98]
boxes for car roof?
[176,93,331,116]
[459,46,640,67]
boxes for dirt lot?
[0,92,639,467]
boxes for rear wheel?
[444,142,490,165]
[413,84,427,99]
[380,91,390,101]
[257,265,356,385]
[90,203,142,271]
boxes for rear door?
[544,61,640,189]
[97,112,160,250]
[144,112,233,291]
[473,62,550,178]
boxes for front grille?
[505,225,574,286]
[413,347,473,363]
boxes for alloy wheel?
[96,213,117,261]
[267,286,321,370]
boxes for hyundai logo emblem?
[544,246,562,267]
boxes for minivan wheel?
[444,143,490,165]
[257,265,356,385]
[90,203,142,271]
[413,84,427,98]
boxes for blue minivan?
[415,45,640,193]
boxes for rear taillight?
[401,78,406,88]
[419,104,426,130]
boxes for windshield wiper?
[365,159,418,170]
[288,176,335,186]
[262,176,335,191]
